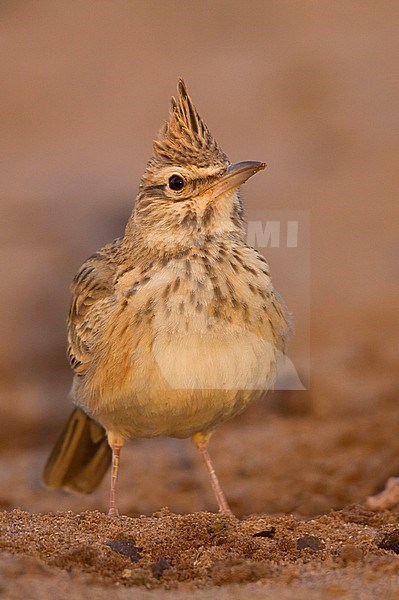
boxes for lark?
[43,79,291,516]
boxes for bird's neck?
[124,190,246,258]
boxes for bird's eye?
[168,174,185,191]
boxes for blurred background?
[1,0,398,516]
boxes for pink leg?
[192,432,233,516]
[108,445,121,517]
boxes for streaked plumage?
[43,79,291,516]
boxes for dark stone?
[151,557,172,578]
[378,530,399,553]
[253,527,276,539]
[106,539,141,562]
[296,535,325,551]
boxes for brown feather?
[67,237,125,375]
[43,408,111,493]
[149,78,229,171]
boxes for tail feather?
[43,408,112,494]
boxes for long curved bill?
[208,160,266,197]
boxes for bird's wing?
[67,238,123,375]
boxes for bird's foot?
[219,506,234,517]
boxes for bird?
[43,79,291,517]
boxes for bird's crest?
[151,79,229,169]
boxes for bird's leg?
[107,432,125,517]
[192,432,233,516]
[108,445,121,516]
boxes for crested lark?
[43,79,291,516]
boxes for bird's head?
[132,79,265,251]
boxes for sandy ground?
[2,505,399,599]
[1,2,399,598]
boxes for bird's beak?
[208,161,266,198]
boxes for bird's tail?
[42,407,112,494]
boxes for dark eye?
[168,174,185,191]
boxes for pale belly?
[73,256,285,441]
[74,318,278,440]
